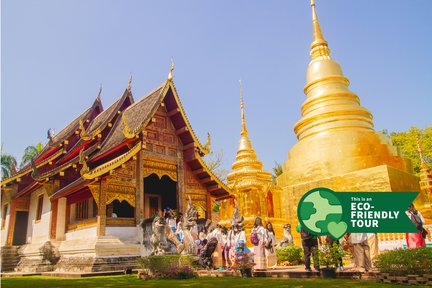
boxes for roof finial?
[416,135,426,165]
[239,80,248,136]
[168,58,174,80]
[127,73,132,92]
[310,0,330,60]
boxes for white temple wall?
[27,189,51,244]
[1,198,11,246]
[65,226,97,240]
[105,226,137,241]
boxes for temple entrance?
[13,211,28,245]
[144,174,177,218]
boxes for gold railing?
[67,218,97,231]
[378,224,432,243]
[106,217,135,227]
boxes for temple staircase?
[1,245,20,272]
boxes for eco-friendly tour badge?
[297,187,419,240]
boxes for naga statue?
[230,199,244,231]
[139,216,184,256]
[181,196,199,255]
[276,224,294,248]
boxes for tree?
[271,161,283,184]
[204,149,229,183]
[20,142,44,169]
[389,126,432,175]
[1,147,17,179]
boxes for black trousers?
[302,238,319,269]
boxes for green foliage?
[276,245,303,265]
[374,247,432,276]
[212,201,220,213]
[0,147,17,179]
[316,242,345,268]
[20,142,44,169]
[137,255,196,279]
[271,161,283,184]
[387,126,432,175]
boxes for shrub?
[137,254,196,279]
[276,245,303,265]
[374,247,432,276]
[167,266,196,279]
[316,242,345,268]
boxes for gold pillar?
[97,179,107,236]
[136,150,144,221]
[177,151,185,213]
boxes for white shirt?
[351,233,368,244]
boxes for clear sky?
[2,0,431,173]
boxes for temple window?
[1,204,8,229]
[69,198,97,224]
[36,195,44,221]
[107,200,134,218]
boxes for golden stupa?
[219,81,286,245]
[417,138,432,223]
[276,0,430,242]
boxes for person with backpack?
[251,217,266,270]
[406,204,426,248]
[296,223,320,272]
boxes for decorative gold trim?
[67,218,97,231]
[80,119,100,141]
[195,151,231,193]
[82,142,142,180]
[79,149,90,176]
[143,160,177,182]
[89,184,100,207]
[106,217,135,227]
[166,81,210,155]
[122,113,135,139]
[106,191,135,207]
[1,149,64,185]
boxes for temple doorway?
[144,174,177,218]
[13,211,28,245]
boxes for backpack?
[300,227,314,240]
[250,231,259,246]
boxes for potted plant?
[316,242,345,278]
[233,251,255,278]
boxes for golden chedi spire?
[227,81,272,206]
[277,0,413,189]
[310,0,330,60]
[276,1,425,243]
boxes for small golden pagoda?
[219,82,286,245]
[417,137,432,222]
[277,0,427,242]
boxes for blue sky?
[2,0,431,173]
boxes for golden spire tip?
[168,58,174,80]
[127,73,132,91]
[239,80,247,135]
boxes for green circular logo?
[297,187,347,239]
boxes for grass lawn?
[2,275,428,288]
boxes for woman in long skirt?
[251,217,266,270]
[265,222,277,267]
[405,204,426,248]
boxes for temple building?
[219,82,286,245]
[276,0,431,243]
[0,68,230,272]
